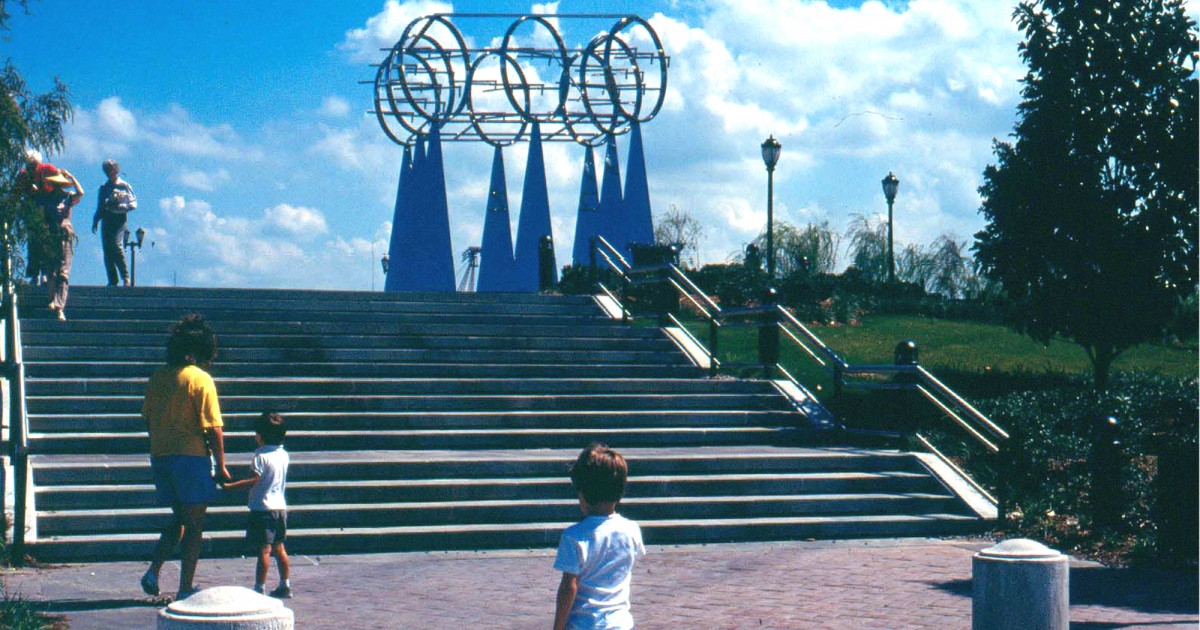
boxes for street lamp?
[881,172,899,284]
[380,253,389,275]
[760,135,782,281]
[122,227,147,286]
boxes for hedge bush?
[968,373,1198,565]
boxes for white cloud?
[96,97,138,140]
[154,195,375,288]
[339,0,456,63]
[144,105,264,160]
[175,168,231,192]
[320,96,352,118]
[264,203,329,239]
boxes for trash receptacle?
[972,539,1068,630]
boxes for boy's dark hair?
[166,314,217,367]
[569,443,628,504]
[256,412,286,446]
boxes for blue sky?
[6,0,1179,290]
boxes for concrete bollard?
[972,539,1068,630]
[158,586,294,630]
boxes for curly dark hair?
[569,443,628,505]
[166,314,218,367]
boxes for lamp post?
[881,172,899,284]
[760,135,782,281]
[122,227,146,286]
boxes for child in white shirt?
[225,412,292,598]
[553,443,645,630]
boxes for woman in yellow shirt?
[139,314,232,601]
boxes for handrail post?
[588,237,597,286]
[620,272,629,325]
[758,289,779,379]
[708,318,719,378]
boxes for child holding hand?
[224,412,292,598]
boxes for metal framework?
[372,13,669,147]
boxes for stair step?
[23,346,688,364]
[37,493,966,535]
[30,426,798,455]
[27,393,789,414]
[35,471,941,510]
[30,410,801,434]
[36,286,596,305]
[28,514,985,562]
[30,448,924,484]
[24,362,705,379]
[21,320,662,339]
[24,333,673,352]
[25,377,770,397]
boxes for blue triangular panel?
[621,121,655,259]
[385,130,456,291]
[570,146,601,267]
[595,136,624,258]
[512,122,555,291]
[384,145,413,292]
[477,146,517,292]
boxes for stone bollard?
[159,586,294,630]
[972,539,1068,630]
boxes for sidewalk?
[3,538,1196,629]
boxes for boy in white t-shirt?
[224,412,292,598]
[553,443,645,630]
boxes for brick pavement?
[2,538,1196,629]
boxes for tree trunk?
[1089,345,1116,394]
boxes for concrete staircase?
[18,286,991,561]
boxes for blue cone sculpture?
[570,145,601,267]
[383,144,413,292]
[620,121,655,260]
[595,135,624,259]
[512,122,555,291]
[384,128,456,292]
[477,146,518,292]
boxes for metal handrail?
[585,240,1005,457]
[0,225,30,564]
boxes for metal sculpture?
[374,14,668,292]
[373,13,668,147]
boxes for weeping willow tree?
[0,0,73,282]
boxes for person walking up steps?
[140,314,231,600]
[224,412,293,599]
[553,443,645,630]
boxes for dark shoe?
[140,570,159,596]
[269,585,292,599]
[175,587,201,601]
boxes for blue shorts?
[151,455,218,506]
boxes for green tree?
[896,242,934,292]
[974,0,1198,392]
[0,0,72,281]
[845,213,888,284]
[653,204,705,269]
[748,220,840,277]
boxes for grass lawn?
[682,313,1196,398]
